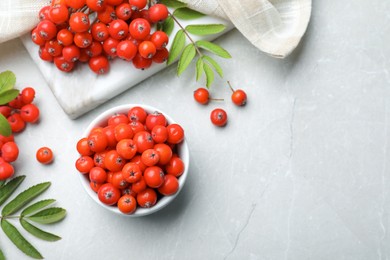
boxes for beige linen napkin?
[0,0,311,58]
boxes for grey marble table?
[0,1,388,259]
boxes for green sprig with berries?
[0,71,19,137]
[0,176,66,260]
[160,0,232,88]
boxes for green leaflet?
[177,44,196,76]
[203,62,214,88]
[167,29,186,65]
[0,89,19,105]
[160,0,186,9]
[196,40,232,59]
[196,58,204,82]
[185,24,226,36]
[162,16,174,36]
[0,176,25,207]
[27,207,66,224]
[203,56,223,78]
[0,71,16,93]
[21,199,56,217]
[1,219,43,259]
[0,114,11,137]
[173,7,204,20]
[2,182,51,216]
[20,219,61,242]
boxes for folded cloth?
[180,0,312,58]
[0,0,311,58]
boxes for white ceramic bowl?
[79,104,190,217]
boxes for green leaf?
[203,55,223,78]
[27,207,66,224]
[177,43,196,76]
[2,182,51,216]
[185,24,226,36]
[0,89,19,105]
[1,219,43,259]
[160,0,186,9]
[0,114,11,137]
[167,29,186,65]
[162,16,174,36]
[196,58,204,81]
[173,7,205,20]
[196,40,232,58]
[20,219,61,241]
[0,248,5,260]
[21,199,56,217]
[0,71,16,93]
[203,62,214,88]
[0,175,25,207]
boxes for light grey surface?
[0,1,389,259]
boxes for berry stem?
[227,81,235,92]
[169,12,203,58]
[210,98,224,102]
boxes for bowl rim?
[79,104,190,217]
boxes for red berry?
[0,162,14,180]
[54,56,75,72]
[89,55,110,74]
[132,53,152,70]
[138,40,156,59]
[150,31,169,50]
[8,113,26,133]
[115,3,132,20]
[128,0,147,10]
[228,81,247,106]
[21,87,35,104]
[48,4,69,24]
[148,4,169,23]
[37,20,57,40]
[62,45,81,62]
[91,23,109,42]
[57,29,74,46]
[20,104,40,123]
[129,18,151,40]
[152,48,169,63]
[116,40,137,61]
[1,142,19,162]
[210,108,228,127]
[69,12,90,33]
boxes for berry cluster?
[31,0,170,74]
[193,81,247,127]
[75,106,185,214]
[0,87,41,180]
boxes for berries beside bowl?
[75,104,189,217]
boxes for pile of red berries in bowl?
[75,104,189,216]
[32,0,170,73]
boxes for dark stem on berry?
[169,12,203,58]
[227,81,235,92]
